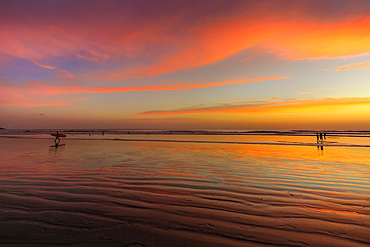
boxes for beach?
[0,132,369,246]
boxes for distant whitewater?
[1,129,370,147]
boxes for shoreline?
[1,135,369,148]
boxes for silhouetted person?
[319,132,323,141]
[54,131,60,147]
[316,133,319,142]
[323,133,326,140]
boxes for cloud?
[4,76,289,95]
[32,61,56,70]
[136,97,370,115]
[0,76,288,107]
[0,1,369,81]
[336,61,370,71]
[0,81,68,107]
[58,70,76,81]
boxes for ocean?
[0,129,369,246]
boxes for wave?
[1,134,370,147]
[1,128,370,137]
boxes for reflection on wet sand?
[0,137,369,246]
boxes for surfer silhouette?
[54,131,61,147]
[50,131,66,148]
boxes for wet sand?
[0,137,369,246]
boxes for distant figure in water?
[323,133,326,140]
[102,131,104,136]
[316,133,320,142]
[319,132,323,141]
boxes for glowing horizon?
[1,0,370,130]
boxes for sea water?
[0,130,369,246]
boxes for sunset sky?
[1,0,370,130]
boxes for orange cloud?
[265,18,370,60]
[112,9,370,79]
[336,61,370,71]
[0,81,69,107]
[136,97,370,115]
[32,61,56,70]
[1,1,369,81]
[11,76,289,95]
[0,76,288,107]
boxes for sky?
[1,0,370,130]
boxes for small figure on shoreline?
[50,131,66,148]
[316,132,327,143]
[54,131,61,146]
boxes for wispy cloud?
[58,70,76,81]
[0,81,66,107]
[136,97,370,115]
[0,76,288,107]
[5,76,289,95]
[1,1,369,81]
[32,61,56,70]
[336,61,370,71]
[32,61,76,81]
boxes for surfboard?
[50,133,67,137]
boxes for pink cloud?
[32,61,56,70]
[0,76,288,107]
[0,81,69,107]
[0,1,369,81]
[4,76,288,95]
[58,70,76,81]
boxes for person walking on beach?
[54,131,61,147]
[319,132,323,141]
[316,133,320,143]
